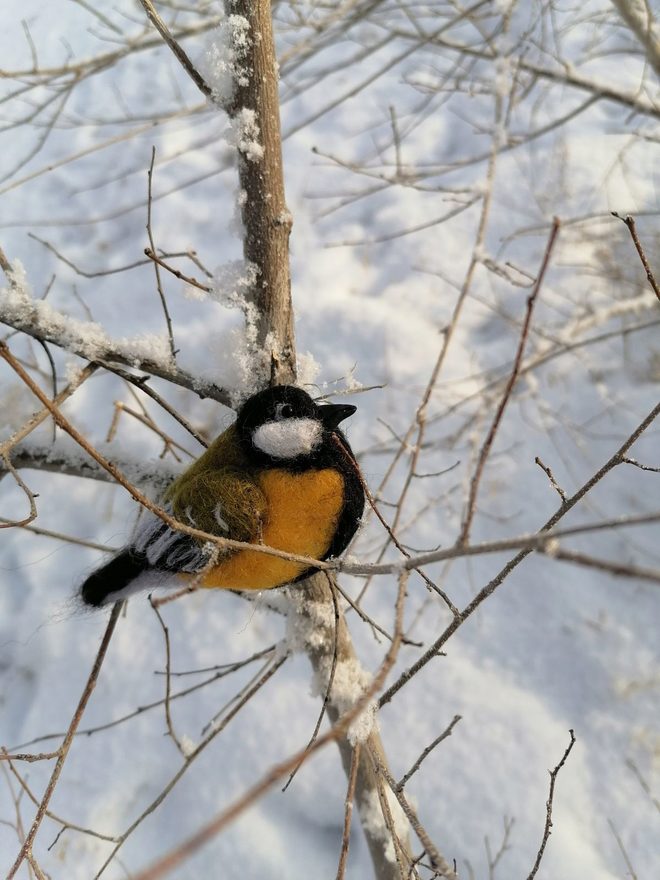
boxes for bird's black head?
[236,385,356,467]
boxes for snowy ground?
[1,2,659,878]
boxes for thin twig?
[335,742,361,880]
[371,750,458,880]
[625,758,660,815]
[146,147,177,360]
[12,648,277,752]
[93,363,209,448]
[459,218,561,544]
[136,1,214,100]
[534,456,567,502]
[144,247,211,294]
[379,401,660,707]
[93,652,289,877]
[526,730,576,880]
[0,453,38,527]
[0,363,97,457]
[332,579,399,644]
[5,755,119,846]
[373,766,411,877]
[155,645,277,678]
[6,603,122,878]
[199,651,277,738]
[149,599,185,756]
[109,401,194,461]
[486,816,514,880]
[0,750,60,764]
[397,715,462,790]
[331,434,459,615]
[621,456,660,474]
[607,818,638,880]
[612,212,660,302]
[543,546,660,585]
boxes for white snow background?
[0,2,659,878]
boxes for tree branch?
[610,0,660,77]
[227,0,296,385]
[6,603,123,878]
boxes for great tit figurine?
[80,385,364,606]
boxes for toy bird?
[81,385,364,606]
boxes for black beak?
[318,403,357,430]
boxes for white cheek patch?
[252,418,322,459]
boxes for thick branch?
[227,0,296,384]
[300,574,413,879]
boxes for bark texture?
[227,0,296,386]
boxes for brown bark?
[227,0,296,386]
[225,4,409,873]
[302,574,412,880]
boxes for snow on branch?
[0,437,178,492]
[0,258,231,405]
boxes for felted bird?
[80,385,364,606]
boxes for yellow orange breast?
[200,468,345,590]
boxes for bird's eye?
[274,403,295,420]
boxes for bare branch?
[612,212,660,302]
[380,400,660,707]
[397,715,462,791]
[526,730,576,880]
[146,146,177,360]
[0,271,230,404]
[370,748,458,880]
[534,456,568,503]
[7,602,123,878]
[149,600,185,756]
[459,219,561,544]
[541,546,660,586]
[335,742,361,880]
[136,0,215,100]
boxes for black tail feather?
[80,550,148,607]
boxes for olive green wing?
[166,468,267,545]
